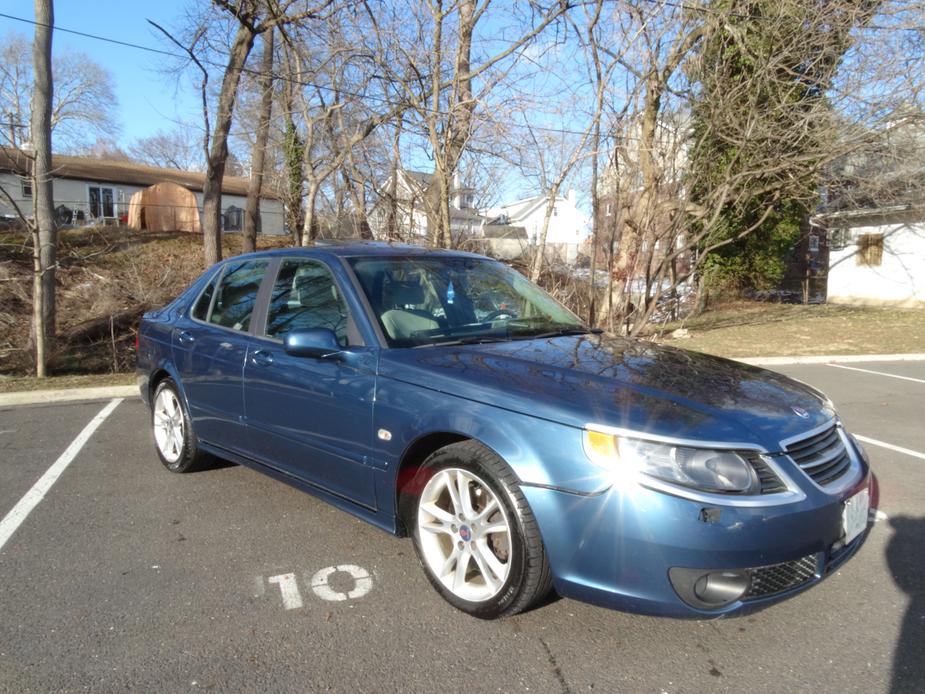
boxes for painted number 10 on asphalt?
[262,564,374,610]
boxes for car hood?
[378,334,835,451]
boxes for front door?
[242,258,377,509]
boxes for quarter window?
[264,259,349,346]
[191,273,219,321]
[208,260,269,331]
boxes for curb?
[736,353,925,366]
[0,385,139,408]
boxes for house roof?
[0,147,278,199]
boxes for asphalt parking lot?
[1,361,923,693]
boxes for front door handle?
[251,350,274,367]
[177,330,195,345]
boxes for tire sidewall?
[151,379,196,472]
[411,450,529,619]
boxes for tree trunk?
[201,22,257,267]
[31,0,56,377]
[300,181,321,246]
[243,28,274,254]
[530,196,557,282]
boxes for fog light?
[693,571,750,606]
[670,567,751,610]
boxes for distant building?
[814,205,925,306]
[483,189,588,264]
[813,119,925,306]
[0,147,285,234]
[367,169,487,242]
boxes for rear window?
[196,260,269,332]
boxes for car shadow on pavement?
[888,515,925,694]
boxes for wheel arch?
[395,432,509,536]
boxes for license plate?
[842,488,870,545]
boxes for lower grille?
[785,424,852,486]
[745,554,818,599]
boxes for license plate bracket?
[842,488,870,545]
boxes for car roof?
[225,241,489,263]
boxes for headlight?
[583,430,759,494]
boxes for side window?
[191,273,218,321]
[264,259,349,346]
[209,260,269,331]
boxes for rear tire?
[151,379,207,473]
[410,440,553,619]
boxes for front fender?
[374,377,609,498]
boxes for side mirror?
[283,328,342,358]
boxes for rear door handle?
[177,330,195,345]
[251,350,274,367]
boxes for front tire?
[411,441,552,619]
[151,379,207,473]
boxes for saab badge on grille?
[791,406,810,418]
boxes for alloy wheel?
[153,388,185,464]
[416,467,512,602]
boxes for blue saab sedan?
[137,243,872,619]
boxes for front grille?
[785,425,852,486]
[745,554,818,599]
[745,454,788,494]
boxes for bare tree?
[129,125,204,171]
[243,27,275,253]
[0,30,119,153]
[154,0,332,268]
[31,0,56,377]
[377,0,571,247]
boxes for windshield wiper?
[516,327,603,340]
[414,335,511,348]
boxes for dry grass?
[0,226,290,377]
[653,301,925,358]
[0,372,135,393]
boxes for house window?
[224,205,243,231]
[20,176,32,198]
[88,186,115,218]
[828,227,849,251]
[856,233,883,267]
[808,234,819,253]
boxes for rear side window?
[263,259,349,346]
[207,260,269,331]
[191,274,218,321]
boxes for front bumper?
[521,466,871,618]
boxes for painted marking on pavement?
[0,398,122,551]
[827,364,925,385]
[854,434,925,461]
[310,564,373,602]
[268,573,304,610]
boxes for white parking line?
[0,398,122,551]
[854,434,925,461]
[827,363,925,384]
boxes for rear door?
[241,257,377,509]
[172,258,270,450]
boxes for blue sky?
[0,0,199,143]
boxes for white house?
[818,206,925,306]
[0,147,286,235]
[367,169,486,242]
[483,189,589,263]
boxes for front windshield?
[348,255,589,347]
